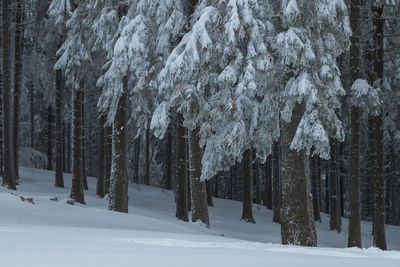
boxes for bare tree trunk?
[0,31,3,177]
[104,126,112,194]
[266,155,273,210]
[133,136,140,184]
[347,0,362,248]
[70,86,85,204]
[30,81,34,149]
[325,162,329,214]
[214,173,219,197]
[206,179,213,207]
[13,0,23,179]
[81,91,88,190]
[311,156,321,222]
[145,120,150,185]
[273,141,281,223]
[190,127,209,227]
[47,106,53,170]
[108,81,128,213]
[96,114,105,197]
[242,149,255,223]
[339,142,345,217]
[67,123,71,173]
[329,138,341,232]
[165,126,172,189]
[390,145,398,226]
[281,101,317,246]
[175,112,188,221]
[229,165,233,200]
[253,151,261,205]
[54,66,64,188]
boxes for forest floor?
[0,167,399,267]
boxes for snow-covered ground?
[0,167,399,267]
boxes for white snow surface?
[0,167,399,267]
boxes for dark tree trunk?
[281,101,317,246]
[187,131,191,212]
[81,91,88,190]
[214,173,219,198]
[253,151,261,205]
[13,0,23,179]
[189,127,209,227]
[30,81,34,149]
[54,67,64,188]
[339,142,345,217]
[371,2,386,250]
[325,162,329,214]
[108,81,128,213]
[266,155,273,210]
[70,87,85,204]
[329,139,341,232]
[390,146,398,226]
[133,136,140,184]
[311,156,321,222]
[67,123,71,173]
[347,0,362,248]
[242,149,255,223]
[0,27,3,177]
[229,165,233,200]
[175,112,188,221]
[145,120,150,185]
[165,127,172,189]
[206,179,213,207]
[96,114,105,197]
[104,126,112,194]
[47,106,53,170]
[272,141,281,223]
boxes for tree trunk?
[347,0,362,249]
[390,145,398,226]
[311,156,321,222]
[229,165,233,200]
[81,91,88,190]
[145,120,150,185]
[214,173,219,198]
[329,138,341,232]
[54,66,64,188]
[108,81,128,213]
[47,106,53,170]
[189,127,209,227]
[281,101,317,246]
[242,149,255,223]
[96,114,105,197]
[325,161,329,214]
[67,123,71,173]
[175,112,188,221]
[206,179,213,207]
[13,0,22,179]
[70,87,85,204]
[0,31,3,177]
[253,151,261,205]
[266,155,273,210]
[104,126,112,194]
[30,81,34,149]
[165,127,172,189]
[272,141,281,223]
[371,2,386,250]
[339,142,345,217]
[133,136,140,184]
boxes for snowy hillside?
[0,167,399,267]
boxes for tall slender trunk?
[242,149,255,223]
[175,112,188,221]
[70,86,85,204]
[81,91,88,190]
[325,162,329,214]
[281,101,317,246]
[0,32,3,177]
[47,106,53,170]
[96,114,105,197]
[104,126,112,194]
[214,173,219,197]
[311,156,321,222]
[347,0,362,248]
[133,136,140,184]
[272,141,281,223]
[229,165,233,200]
[30,80,34,149]
[329,138,341,232]
[253,151,261,205]
[55,66,64,187]
[339,142,345,217]
[371,2,386,250]
[266,155,273,210]
[189,127,209,227]
[206,179,213,207]
[165,127,172,189]
[13,0,23,179]
[108,80,128,212]
[390,145,398,226]
[144,120,150,185]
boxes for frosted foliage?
[351,79,381,116]
[48,0,72,26]
[276,0,351,158]
[157,0,278,180]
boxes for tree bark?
[242,149,255,223]
[108,81,128,213]
[175,112,188,221]
[206,179,213,207]
[67,123,71,173]
[281,101,317,246]
[165,127,172,189]
[96,114,105,197]
[272,141,281,223]
[104,126,112,194]
[0,29,3,177]
[347,0,362,248]
[81,91,88,190]
[133,136,140,184]
[266,155,273,210]
[13,0,23,179]
[55,67,64,188]
[70,86,85,204]
[47,106,53,170]
[329,138,341,232]
[189,127,209,227]
[145,120,150,185]
[311,156,321,222]
[253,151,261,205]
